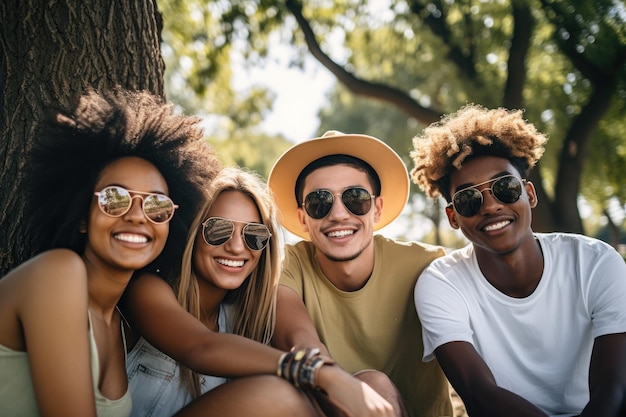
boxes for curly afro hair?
[24,88,221,280]
[410,104,547,201]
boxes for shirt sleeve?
[279,244,304,296]
[414,260,474,362]
[586,245,626,339]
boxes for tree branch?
[535,0,626,233]
[552,71,619,233]
[503,0,533,108]
[408,0,477,81]
[285,0,441,124]
[538,0,625,83]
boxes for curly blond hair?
[410,104,547,201]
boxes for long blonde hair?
[175,166,283,397]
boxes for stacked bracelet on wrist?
[277,348,335,389]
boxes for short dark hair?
[24,88,220,280]
[294,154,381,206]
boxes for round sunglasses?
[302,187,376,219]
[94,186,178,224]
[202,217,272,251]
[448,175,526,217]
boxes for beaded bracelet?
[276,348,335,389]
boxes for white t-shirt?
[415,232,626,417]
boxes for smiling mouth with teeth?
[114,233,148,243]
[483,220,511,232]
[216,258,245,268]
[327,230,354,238]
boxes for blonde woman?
[122,166,393,417]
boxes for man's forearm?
[579,383,626,417]
[272,326,329,356]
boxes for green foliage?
[157,0,626,239]
[584,98,626,202]
[313,0,626,236]
[158,0,296,179]
[207,129,293,179]
[159,0,284,119]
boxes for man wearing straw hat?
[268,131,453,417]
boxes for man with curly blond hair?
[410,104,626,417]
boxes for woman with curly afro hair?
[410,104,626,417]
[0,88,220,417]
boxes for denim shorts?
[126,338,227,417]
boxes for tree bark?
[503,0,532,109]
[0,0,165,275]
[552,75,617,234]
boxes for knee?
[353,370,408,417]
[253,376,316,415]
[353,369,395,390]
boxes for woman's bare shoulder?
[18,248,84,278]
[2,249,88,301]
[127,271,173,295]
[0,249,89,350]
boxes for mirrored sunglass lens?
[304,190,334,219]
[142,194,175,223]
[454,189,483,217]
[342,188,372,216]
[243,224,271,250]
[98,186,131,216]
[204,218,234,245]
[493,177,522,203]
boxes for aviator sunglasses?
[202,217,272,251]
[94,185,178,224]
[448,174,526,218]
[303,187,376,219]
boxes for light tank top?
[0,312,132,417]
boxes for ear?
[445,205,460,229]
[373,195,383,224]
[79,220,87,233]
[525,181,538,208]
[296,207,309,234]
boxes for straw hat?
[268,130,409,239]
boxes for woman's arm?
[122,273,282,377]
[18,250,97,417]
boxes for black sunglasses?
[94,186,178,224]
[448,175,526,217]
[303,187,376,219]
[202,217,272,251]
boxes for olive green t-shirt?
[281,234,453,417]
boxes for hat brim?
[268,133,409,240]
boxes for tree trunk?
[0,0,165,276]
[552,75,618,234]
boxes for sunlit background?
[158,0,626,256]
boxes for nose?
[478,187,501,213]
[223,228,245,253]
[124,195,147,223]
[326,194,351,220]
